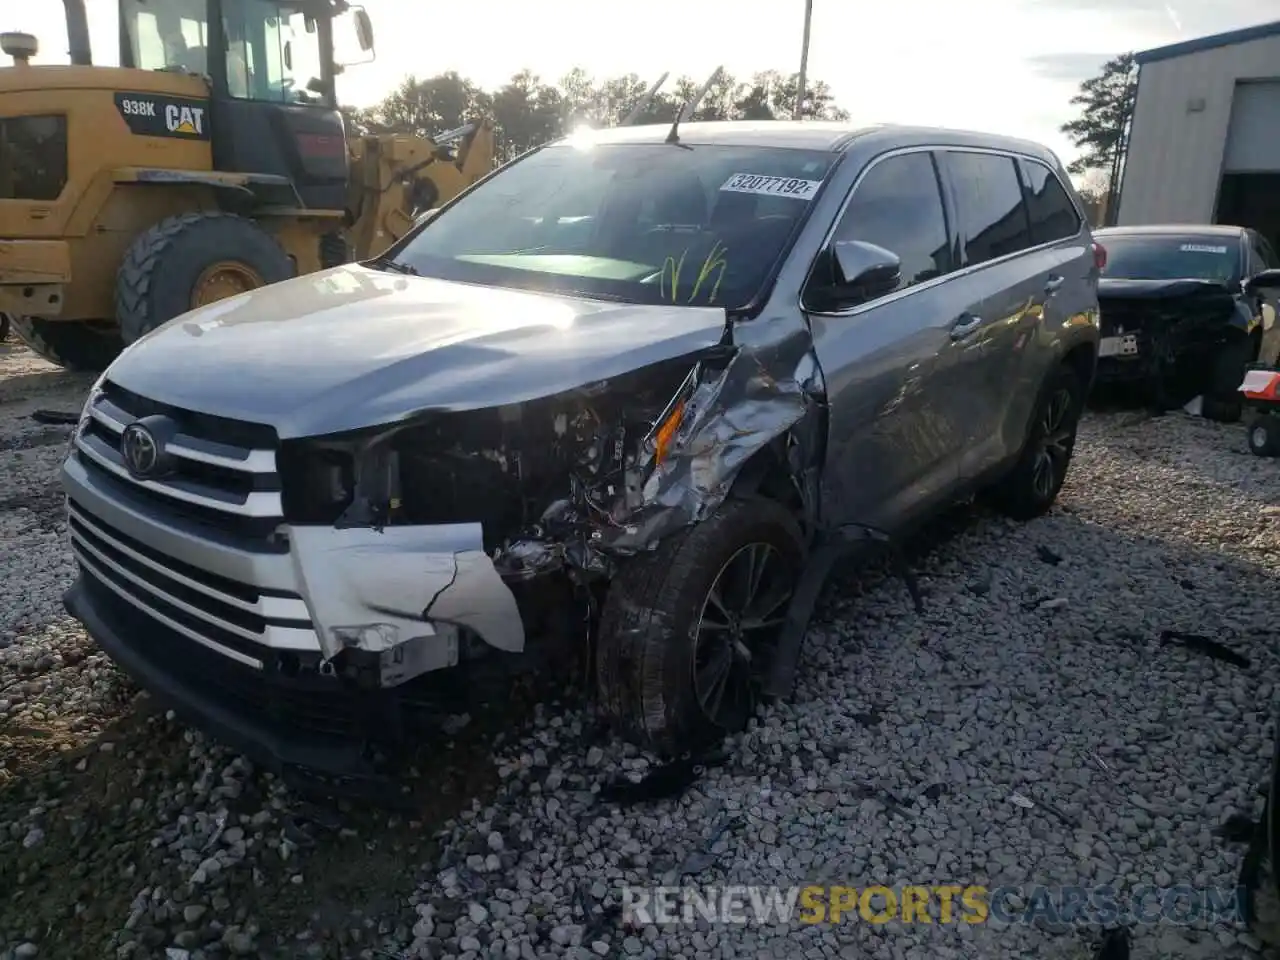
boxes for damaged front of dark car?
[1091,225,1279,419]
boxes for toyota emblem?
[120,422,161,478]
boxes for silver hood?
[105,264,732,438]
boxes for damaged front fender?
[289,524,524,665]
[495,310,828,568]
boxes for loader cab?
[118,0,373,211]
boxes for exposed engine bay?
[276,340,820,633]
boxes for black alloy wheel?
[692,541,794,731]
[1031,385,1076,502]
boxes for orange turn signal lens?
[653,400,686,464]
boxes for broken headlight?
[278,440,357,524]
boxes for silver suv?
[60,121,1100,775]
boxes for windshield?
[391,141,840,309]
[122,0,328,104]
[1100,235,1243,285]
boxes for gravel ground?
[3,340,1280,960]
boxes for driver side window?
[830,151,953,296]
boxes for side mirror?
[828,240,902,306]
[1246,268,1280,296]
[353,7,375,52]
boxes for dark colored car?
[1091,224,1280,419]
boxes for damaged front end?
[279,334,822,684]
[1095,278,1251,402]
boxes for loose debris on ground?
[3,341,1280,960]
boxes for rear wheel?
[115,212,294,345]
[596,497,805,756]
[987,363,1085,521]
[7,315,122,372]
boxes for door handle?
[950,312,984,340]
[1045,274,1065,294]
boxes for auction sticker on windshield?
[1180,244,1228,254]
[720,174,822,200]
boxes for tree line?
[1059,53,1138,226]
[344,68,850,161]
[345,58,1142,228]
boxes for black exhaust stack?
[63,0,92,65]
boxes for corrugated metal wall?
[1116,33,1280,225]
[1223,81,1280,172]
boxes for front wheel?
[1203,336,1258,423]
[986,363,1085,521]
[596,497,806,756]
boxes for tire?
[1248,416,1280,457]
[1252,856,1280,949]
[8,315,123,372]
[115,212,294,345]
[596,497,806,757]
[987,363,1085,521]
[1203,335,1258,423]
[1249,723,1280,948]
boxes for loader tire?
[116,212,295,345]
[8,316,123,372]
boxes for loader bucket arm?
[344,119,495,262]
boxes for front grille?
[0,114,68,201]
[74,381,285,539]
[66,498,317,666]
[79,571,371,740]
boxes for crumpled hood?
[1097,277,1236,304]
[105,264,731,438]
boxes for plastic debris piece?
[31,409,79,425]
[1159,630,1251,669]
[1215,813,1257,842]
[1036,545,1063,565]
[1094,927,1131,960]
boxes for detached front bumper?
[60,452,526,777]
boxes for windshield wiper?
[367,255,419,276]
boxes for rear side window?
[943,152,1032,266]
[1018,159,1081,244]
[830,151,952,291]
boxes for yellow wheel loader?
[0,0,494,371]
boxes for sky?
[13,0,1280,173]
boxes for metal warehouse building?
[1115,18,1280,249]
